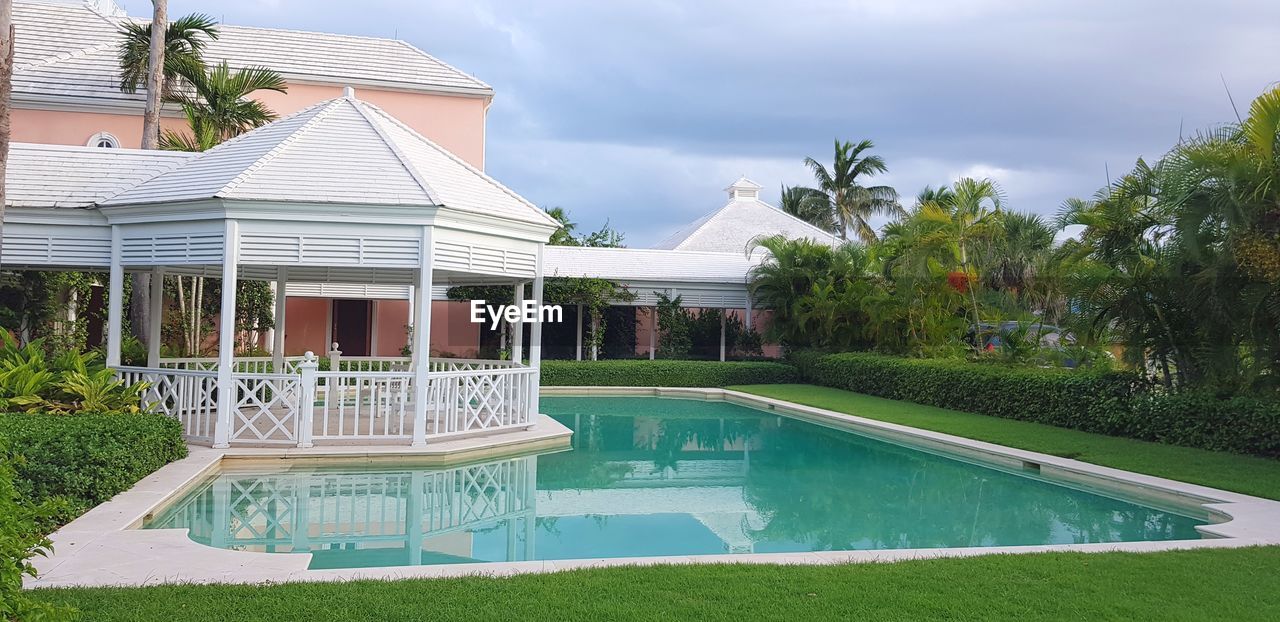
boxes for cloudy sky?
[137,0,1280,246]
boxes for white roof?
[543,246,760,284]
[12,0,491,105]
[4,143,193,208]
[102,93,558,227]
[654,178,837,253]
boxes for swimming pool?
[145,396,1209,569]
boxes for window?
[86,132,120,149]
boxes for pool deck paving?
[25,389,1280,589]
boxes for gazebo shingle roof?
[101,92,559,228]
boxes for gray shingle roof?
[5,143,193,208]
[653,178,838,253]
[13,0,491,105]
[543,246,760,284]
[100,93,560,228]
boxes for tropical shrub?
[794,351,1280,457]
[541,360,799,387]
[0,443,76,621]
[0,334,146,415]
[0,413,187,523]
[654,294,762,360]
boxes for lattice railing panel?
[232,374,303,443]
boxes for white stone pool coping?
[26,388,1280,588]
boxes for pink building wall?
[14,86,488,168]
[280,299,480,358]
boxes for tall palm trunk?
[0,0,13,264]
[141,1,166,149]
[130,0,167,352]
[960,243,982,348]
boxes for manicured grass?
[732,384,1280,500]
[42,547,1280,621]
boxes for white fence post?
[297,351,318,448]
[329,342,342,372]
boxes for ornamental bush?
[793,350,1280,458]
[541,360,799,387]
[0,413,187,524]
[0,442,76,622]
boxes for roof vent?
[726,176,763,202]
[85,0,127,18]
[343,86,357,99]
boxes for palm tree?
[914,184,955,209]
[160,62,287,151]
[804,139,900,243]
[985,211,1056,296]
[0,0,13,261]
[916,177,1005,338]
[544,207,579,246]
[778,184,834,232]
[117,12,219,96]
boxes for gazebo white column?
[146,267,164,366]
[106,226,124,367]
[410,226,435,447]
[528,246,545,416]
[511,282,525,363]
[271,267,288,372]
[212,220,241,449]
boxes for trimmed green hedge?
[0,413,187,522]
[540,360,799,387]
[793,351,1280,458]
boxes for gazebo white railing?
[119,352,541,447]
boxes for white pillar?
[590,313,599,361]
[574,304,583,361]
[411,226,435,447]
[106,226,124,367]
[648,306,656,361]
[272,267,287,371]
[511,282,525,363]
[745,293,753,331]
[212,220,240,449]
[719,310,727,362]
[528,246,544,417]
[296,352,317,448]
[146,268,164,367]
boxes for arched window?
[86,132,120,148]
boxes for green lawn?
[732,384,1280,501]
[43,548,1280,621]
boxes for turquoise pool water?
[146,396,1208,569]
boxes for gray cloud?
[151,0,1280,244]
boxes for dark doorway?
[331,299,372,356]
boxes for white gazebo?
[2,89,560,448]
